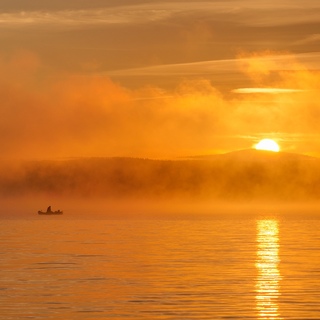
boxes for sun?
[254,139,280,152]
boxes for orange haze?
[0,51,320,160]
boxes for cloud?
[110,52,320,77]
[233,88,306,94]
[1,1,319,85]
[295,34,320,45]
[0,7,172,28]
[0,0,319,28]
[1,50,320,159]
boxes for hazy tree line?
[0,156,319,201]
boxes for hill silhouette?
[0,150,319,201]
[188,149,317,162]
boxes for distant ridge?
[219,149,318,162]
[185,149,318,162]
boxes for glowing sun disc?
[255,139,280,152]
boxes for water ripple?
[0,217,319,319]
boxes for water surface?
[1,215,319,319]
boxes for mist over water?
[1,215,319,319]
[1,153,320,218]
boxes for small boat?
[38,210,63,215]
[38,206,63,215]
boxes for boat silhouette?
[38,206,63,215]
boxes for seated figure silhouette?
[46,206,52,213]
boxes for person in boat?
[46,206,52,213]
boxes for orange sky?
[1,1,320,159]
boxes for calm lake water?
[1,214,319,319]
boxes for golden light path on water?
[256,220,282,320]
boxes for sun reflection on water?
[256,219,282,319]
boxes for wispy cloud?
[295,34,320,45]
[0,7,172,28]
[0,1,319,28]
[110,52,320,77]
[233,88,307,94]
[110,59,240,76]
